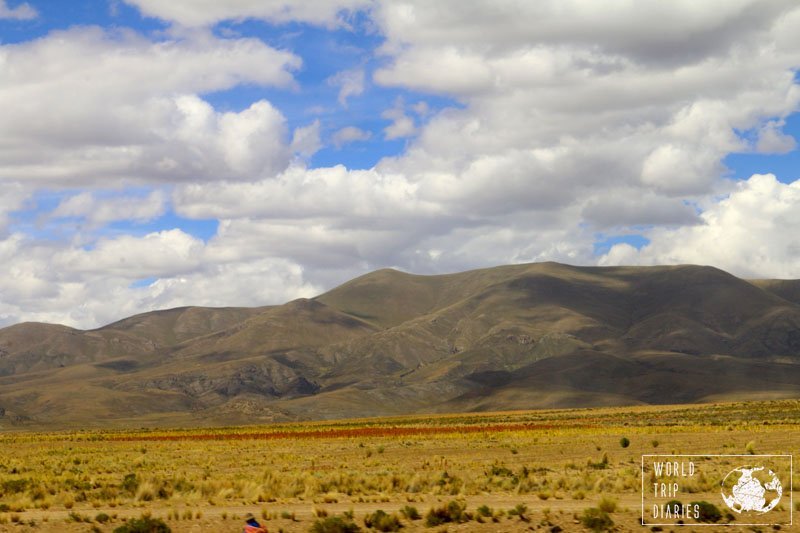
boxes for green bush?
[620,437,630,448]
[690,501,722,523]
[113,516,171,533]
[580,507,614,532]
[95,513,111,524]
[310,515,362,533]
[363,510,402,531]
[476,505,493,517]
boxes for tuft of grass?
[507,503,529,522]
[588,452,609,469]
[363,509,402,532]
[310,515,361,533]
[400,505,420,520]
[580,507,614,532]
[597,496,617,513]
[112,515,171,533]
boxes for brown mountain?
[1,262,800,429]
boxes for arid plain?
[1,400,798,532]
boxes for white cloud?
[0,228,318,328]
[381,99,416,139]
[599,174,800,279]
[369,0,800,228]
[291,120,323,158]
[331,126,371,148]
[0,27,300,185]
[3,2,800,328]
[0,0,36,20]
[173,164,438,221]
[124,0,370,28]
[327,68,366,107]
[756,120,797,154]
[51,190,167,226]
[0,182,27,235]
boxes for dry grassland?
[1,400,798,532]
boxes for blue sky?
[1,0,800,327]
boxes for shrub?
[363,510,402,531]
[400,505,420,520]
[310,515,362,533]
[690,501,722,523]
[620,437,630,448]
[476,505,493,518]
[664,499,683,515]
[580,507,614,532]
[113,516,171,533]
[1,479,29,494]
[68,512,90,523]
[95,513,111,524]
[507,503,529,521]
[425,500,469,527]
[121,474,139,495]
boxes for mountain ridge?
[2,261,800,429]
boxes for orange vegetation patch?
[107,422,588,442]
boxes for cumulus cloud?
[0,228,318,328]
[51,190,167,227]
[756,120,797,154]
[599,174,800,279]
[0,0,36,20]
[291,120,323,158]
[0,27,300,185]
[124,0,370,28]
[370,0,800,226]
[331,126,371,148]
[381,99,416,140]
[3,1,800,328]
[327,68,366,107]
[0,182,28,235]
[173,164,439,221]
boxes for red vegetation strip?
[107,422,583,442]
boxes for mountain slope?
[1,262,799,429]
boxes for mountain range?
[2,261,800,429]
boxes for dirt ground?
[0,493,767,532]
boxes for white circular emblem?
[720,466,782,514]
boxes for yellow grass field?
[1,400,798,532]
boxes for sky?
[1,0,800,329]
